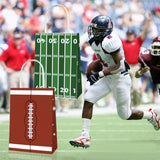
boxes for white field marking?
[57,34,60,96]
[0,129,155,133]
[57,122,149,126]
[63,33,66,98]
[0,123,9,125]
[0,114,9,122]
[69,34,72,97]
[59,138,160,141]
[57,129,155,133]
[39,34,42,87]
[1,138,160,142]
[51,34,54,88]
[1,149,160,153]
[0,139,8,141]
[0,151,8,153]
[0,129,9,132]
[56,150,160,153]
[45,34,47,88]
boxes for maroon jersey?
[138,49,160,84]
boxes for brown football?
[87,59,103,76]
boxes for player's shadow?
[8,151,57,160]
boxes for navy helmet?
[88,15,113,41]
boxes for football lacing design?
[24,100,37,142]
[28,103,33,139]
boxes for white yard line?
[58,122,150,126]
[59,138,160,141]
[0,138,160,142]
[1,138,160,142]
[0,114,9,123]
[0,129,154,133]
[0,139,8,141]
[57,129,154,133]
[0,128,155,133]
[1,150,160,153]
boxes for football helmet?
[88,15,113,41]
[151,36,160,56]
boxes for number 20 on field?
[53,87,76,94]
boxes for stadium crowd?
[0,0,160,112]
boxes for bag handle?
[44,4,70,33]
[19,59,45,88]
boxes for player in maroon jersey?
[135,36,160,93]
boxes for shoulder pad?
[138,49,152,67]
[138,49,152,63]
[102,35,121,54]
[88,38,95,45]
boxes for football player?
[135,36,160,94]
[69,15,160,148]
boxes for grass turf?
[0,113,160,160]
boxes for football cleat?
[69,132,91,148]
[148,108,160,131]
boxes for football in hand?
[87,59,103,76]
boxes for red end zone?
[9,88,57,154]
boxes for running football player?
[135,36,160,93]
[69,15,160,148]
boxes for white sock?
[143,111,152,119]
[82,118,91,135]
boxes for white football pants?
[84,73,132,120]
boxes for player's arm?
[87,51,124,85]
[102,51,124,76]
[135,66,150,78]
[140,12,152,40]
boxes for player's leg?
[113,74,160,130]
[69,77,111,148]
[69,101,93,148]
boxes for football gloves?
[87,72,100,85]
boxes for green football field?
[0,113,160,160]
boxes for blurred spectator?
[50,6,66,33]
[82,0,96,31]
[27,7,43,36]
[121,13,152,106]
[153,6,160,22]
[0,30,31,111]
[33,0,49,14]
[152,6,160,34]
[0,44,8,112]
[1,2,19,31]
[70,1,84,34]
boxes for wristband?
[99,71,104,78]
[137,70,142,76]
